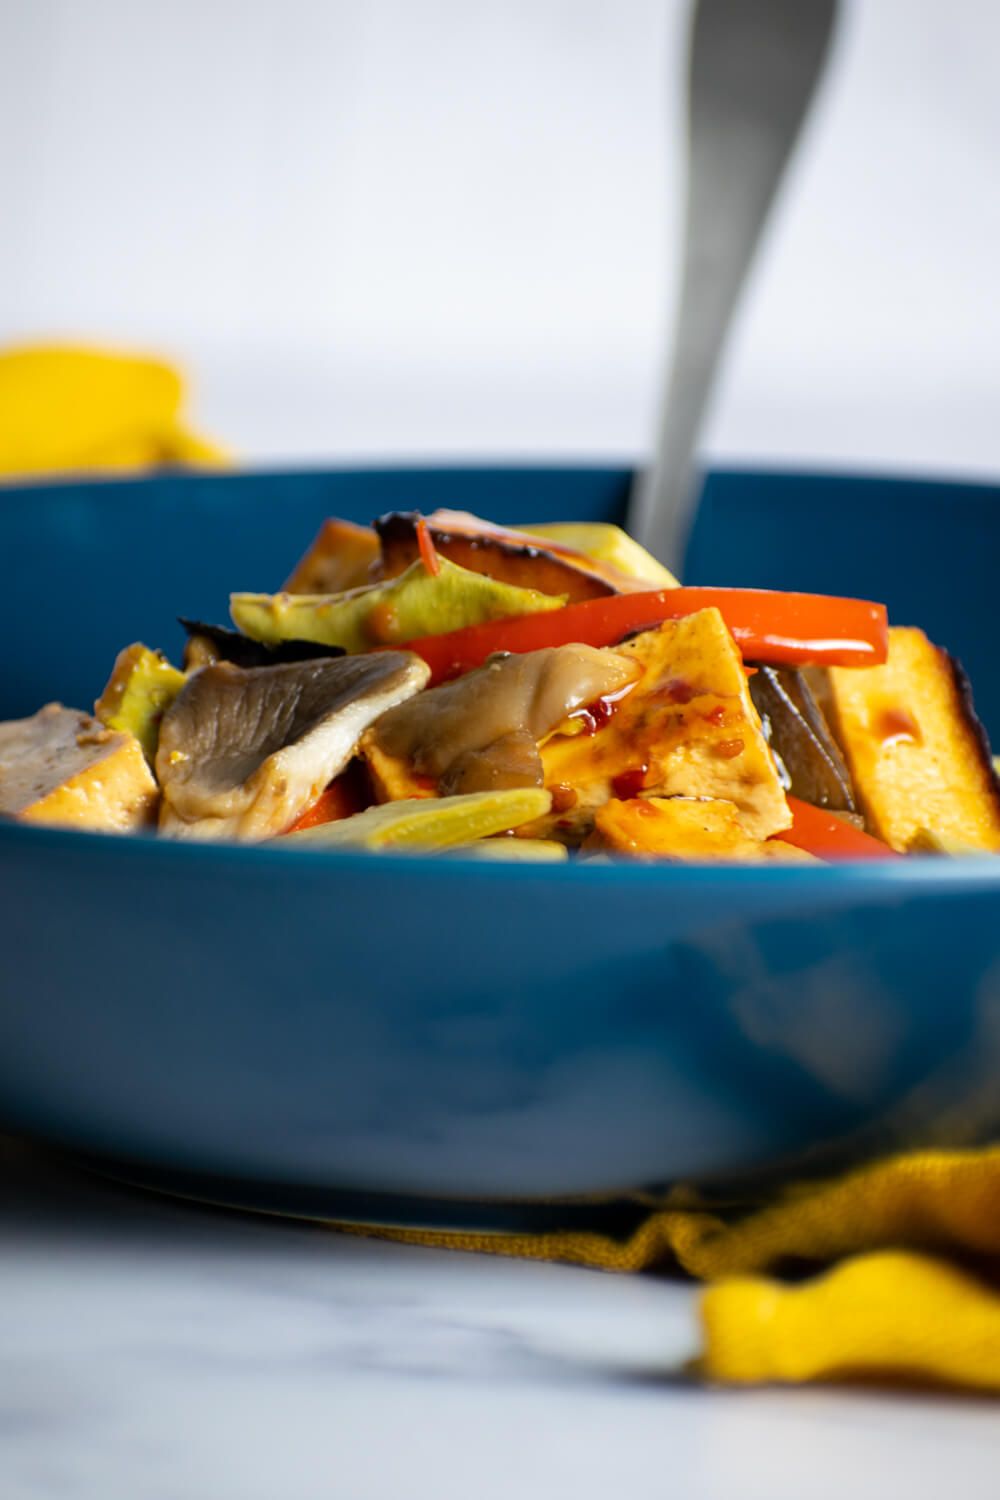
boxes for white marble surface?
[2,1139,1000,1499]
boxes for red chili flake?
[569,696,617,735]
[612,766,649,800]
[703,705,727,727]
[663,677,696,704]
[714,738,745,759]
[415,517,441,576]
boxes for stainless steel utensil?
[629,0,840,572]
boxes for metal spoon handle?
[630,0,839,571]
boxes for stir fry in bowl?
[3,509,999,861]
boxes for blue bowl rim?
[3,814,1000,898]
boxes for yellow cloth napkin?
[0,343,228,477]
[336,1146,1000,1393]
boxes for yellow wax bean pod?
[232,558,564,656]
[95,644,187,763]
[448,838,569,862]
[520,522,679,588]
[280,788,552,851]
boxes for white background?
[2,0,999,477]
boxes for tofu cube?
[541,609,791,839]
[825,628,1000,853]
[0,704,158,832]
[589,796,814,861]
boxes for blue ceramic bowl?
[1,465,999,1225]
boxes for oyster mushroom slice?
[369,644,640,796]
[156,652,429,841]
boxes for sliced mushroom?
[157,652,429,841]
[368,644,640,796]
[749,665,857,813]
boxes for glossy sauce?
[567,696,618,736]
[632,798,659,818]
[550,783,579,813]
[366,600,401,645]
[611,766,649,800]
[875,706,922,747]
[663,677,696,705]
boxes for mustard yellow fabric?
[335,1146,1000,1392]
[0,344,228,476]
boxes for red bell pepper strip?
[283,764,371,834]
[774,796,901,860]
[398,587,889,685]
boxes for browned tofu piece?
[361,732,435,803]
[0,704,158,831]
[363,609,791,844]
[540,609,791,840]
[283,518,380,594]
[589,796,814,861]
[825,627,1000,853]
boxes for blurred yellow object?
[337,1145,1000,1393]
[701,1252,1000,1391]
[0,343,228,477]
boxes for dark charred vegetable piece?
[178,619,346,670]
[750,665,857,812]
[373,510,639,601]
